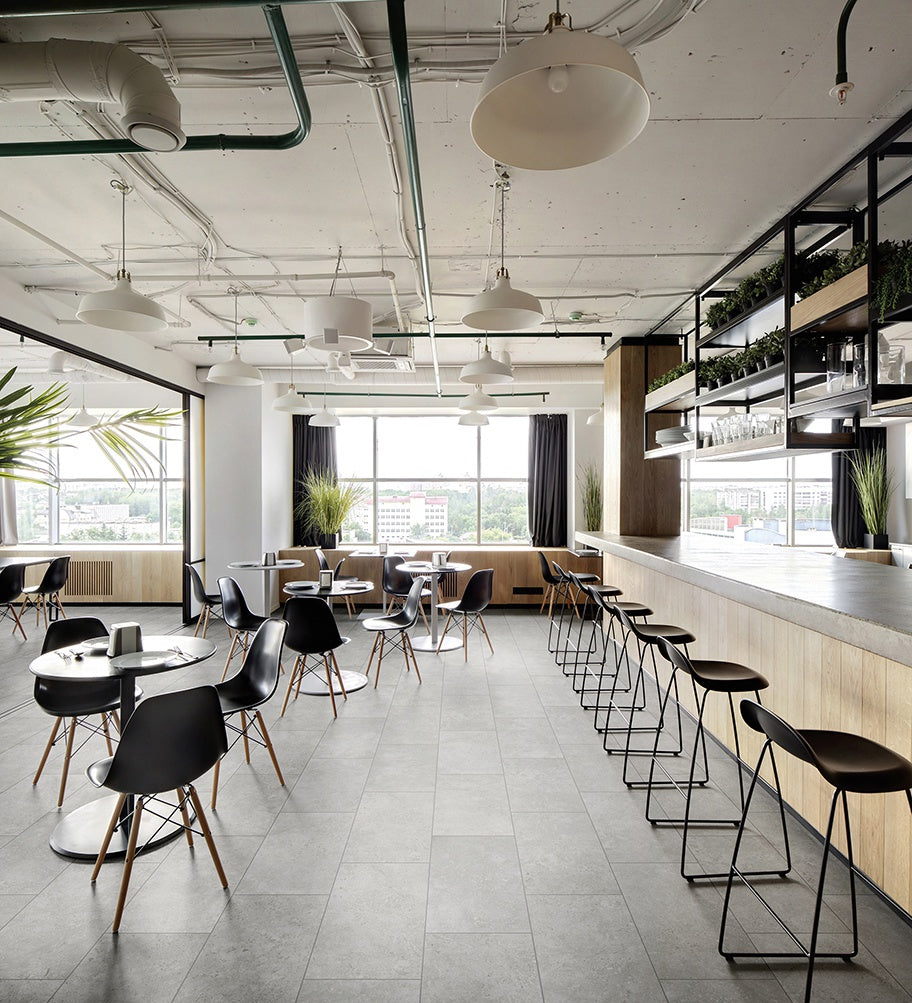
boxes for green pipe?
[0,0,372,11]
[0,5,311,156]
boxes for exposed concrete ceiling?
[0,0,910,397]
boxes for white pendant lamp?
[303,250,373,352]
[462,176,542,332]
[459,385,498,411]
[459,341,514,385]
[77,179,168,333]
[67,383,98,427]
[273,338,309,412]
[310,405,340,427]
[458,409,489,426]
[470,7,650,171]
[207,288,263,386]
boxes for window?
[13,414,184,546]
[337,415,530,545]
[683,448,833,546]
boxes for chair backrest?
[537,551,559,586]
[42,616,108,654]
[399,575,428,626]
[333,557,347,576]
[315,549,330,572]
[283,596,344,655]
[101,685,228,795]
[218,576,254,630]
[457,569,493,613]
[551,560,569,582]
[0,564,25,604]
[656,636,693,677]
[739,699,818,768]
[382,555,412,594]
[186,563,211,605]
[37,556,70,594]
[228,617,288,702]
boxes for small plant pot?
[863,533,889,550]
[319,532,339,550]
[763,354,780,369]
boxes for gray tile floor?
[0,602,911,1002]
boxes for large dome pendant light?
[207,288,263,386]
[76,178,168,333]
[459,338,514,385]
[462,175,543,332]
[304,248,374,353]
[470,4,650,171]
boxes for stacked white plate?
[655,424,691,447]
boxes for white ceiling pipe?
[127,270,396,283]
[0,38,185,152]
[196,364,605,386]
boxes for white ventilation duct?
[0,38,185,152]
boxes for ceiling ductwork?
[0,37,185,152]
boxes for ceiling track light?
[76,178,168,333]
[470,4,650,170]
[462,174,543,332]
[207,287,263,386]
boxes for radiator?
[63,559,114,598]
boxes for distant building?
[350,491,449,540]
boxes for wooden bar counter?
[577,532,912,917]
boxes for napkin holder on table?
[319,569,334,589]
[108,622,142,657]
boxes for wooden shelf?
[789,385,869,419]
[694,430,855,461]
[644,440,694,460]
[790,265,868,335]
[644,371,696,413]
[696,362,786,406]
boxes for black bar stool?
[720,699,912,1003]
[557,570,622,682]
[651,637,791,881]
[585,591,653,725]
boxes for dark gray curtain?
[292,414,338,546]
[528,413,567,547]
[831,426,886,548]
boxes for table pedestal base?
[295,669,369,696]
[410,635,463,653]
[50,794,195,861]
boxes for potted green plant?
[579,463,602,532]
[295,470,367,548]
[873,239,912,320]
[697,356,719,389]
[849,446,895,549]
[757,328,785,368]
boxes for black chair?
[281,596,351,718]
[186,563,224,638]
[88,685,228,934]
[217,576,267,679]
[362,575,425,689]
[652,637,788,881]
[720,700,912,1003]
[436,568,494,661]
[0,564,27,640]
[20,555,69,628]
[381,555,430,630]
[315,548,358,616]
[210,617,287,810]
[32,617,136,807]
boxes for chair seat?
[387,588,432,600]
[798,729,912,794]
[362,615,411,631]
[567,572,599,583]
[86,756,113,788]
[36,681,143,717]
[214,678,268,714]
[635,624,695,645]
[613,601,652,616]
[231,612,267,632]
[689,659,768,694]
[590,584,621,596]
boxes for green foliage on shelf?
[873,239,912,320]
[647,358,695,394]
[295,470,367,535]
[849,446,895,536]
[704,254,786,331]
[579,463,603,532]
[754,327,785,361]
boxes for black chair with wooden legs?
[601,604,694,782]
[88,685,228,934]
[32,617,138,808]
[651,637,790,882]
[381,556,431,631]
[315,548,358,616]
[362,575,424,689]
[281,596,351,718]
[0,564,28,640]
[186,563,224,638]
[217,576,267,679]
[20,555,69,628]
[436,568,494,661]
[720,699,912,1003]
[537,550,562,618]
[210,617,287,810]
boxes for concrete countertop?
[576,532,912,669]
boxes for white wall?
[260,389,294,609]
[887,421,912,544]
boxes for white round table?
[396,561,471,652]
[228,558,304,615]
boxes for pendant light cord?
[500,183,505,275]
[329,246,343,296]
[110,177,131,279]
